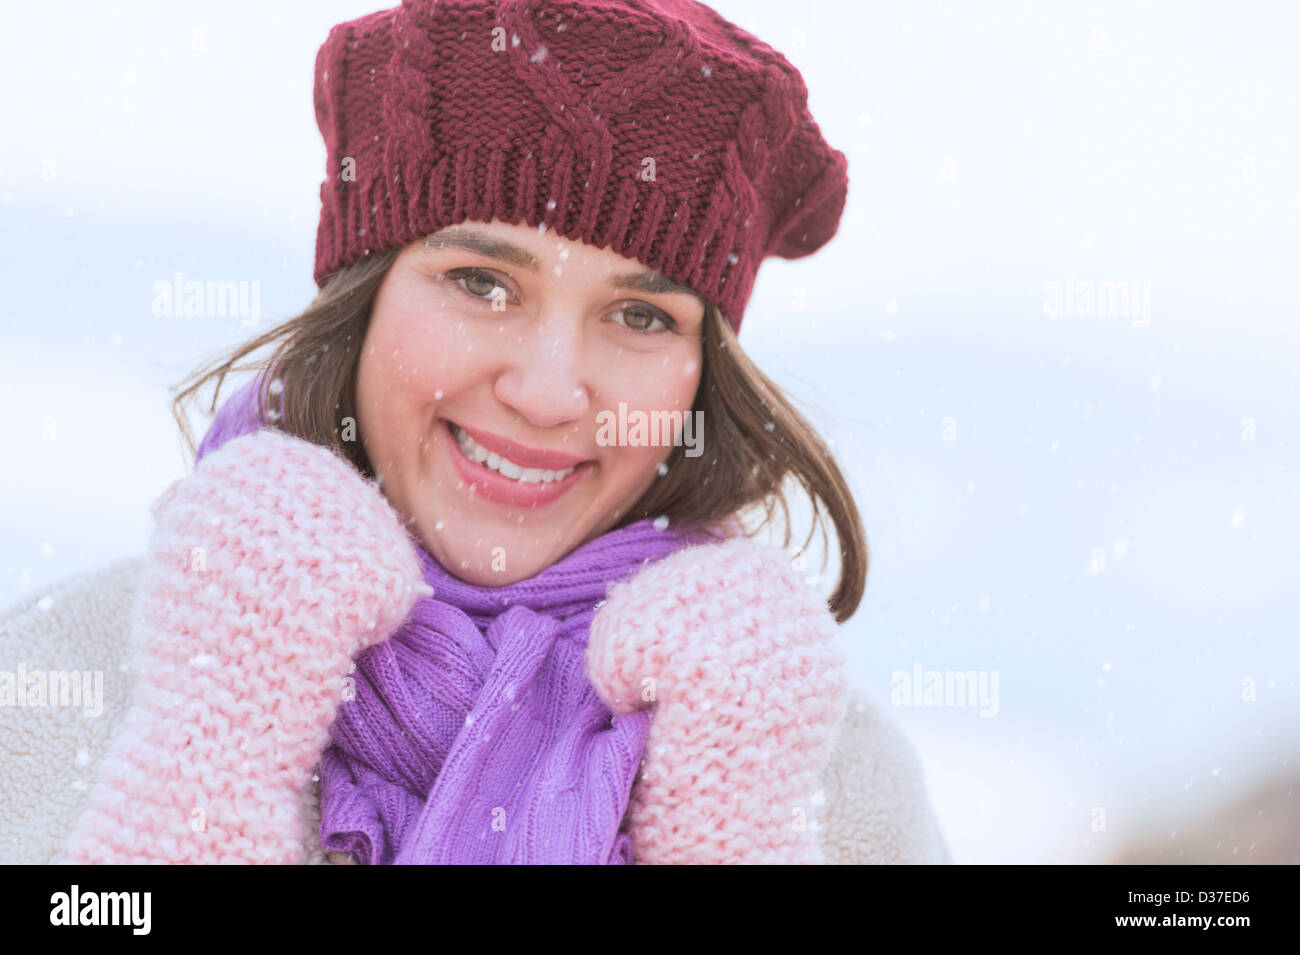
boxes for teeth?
[451,425,577,484]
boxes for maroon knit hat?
[312,0,849,332]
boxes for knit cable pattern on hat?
[312,0,849,331]
[587,535,848,864]
[60,430,429,864]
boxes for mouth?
[442,419,592,507]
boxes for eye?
[444,268,513,306]
[610,302,677,334]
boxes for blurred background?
[1,0,1296,863]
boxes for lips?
[442,419,591,508]
[450,423,578,483]
[450,421,589,471]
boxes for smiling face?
[354,217,706,585]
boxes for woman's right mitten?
[62,428,430,864]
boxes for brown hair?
[171,251,868,622]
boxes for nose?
[493,312,592,430]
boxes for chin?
[419,520,586,585]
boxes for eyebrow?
[422,228,705,304]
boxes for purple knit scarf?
[195,376,719,864]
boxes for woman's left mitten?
[586,537,847,865]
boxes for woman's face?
[355,217,706,585]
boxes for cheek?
[606,351,699,416]
[360,293,481,422]
[595,346,701,480]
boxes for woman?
[14,0,949,864]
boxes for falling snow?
[0,1,1291,874]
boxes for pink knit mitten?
[62,429,430,864]
[586,536,847,864]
